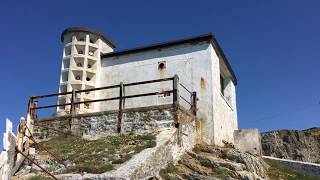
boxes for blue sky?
[0,0,319,139]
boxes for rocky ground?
[159,144,320,180]
[261,127,320,163]
[160,144,269,180]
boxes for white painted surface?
[57,32,238,145]
[98,41,237,145]
[263,156,320,167]
[58,32,114,113]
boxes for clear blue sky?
[0,0,319,139]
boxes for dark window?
[220,75,225,95]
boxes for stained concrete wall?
[99,41,237,145]
[234,129,262,155]
[209,45,238,145]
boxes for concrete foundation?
[234,128,262,156]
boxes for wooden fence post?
[117,82,124,133]
[173,75,180,128]
[192,92,197,116]
[28,97,37,119]
[173,74,180,107]
[70,89,76,115]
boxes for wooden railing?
[27,75,197,129]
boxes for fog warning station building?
[57,27,238,145]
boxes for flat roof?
[101,33,238,85]
[61,27,116,48]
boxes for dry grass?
[265,159,319,180]
[36,134,156,173]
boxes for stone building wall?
[33,105,176,142]
[32,117,71,142]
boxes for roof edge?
[210,36,238,85]
[101,33,237,85]
[101,33,213,58]
[61,27,116,48]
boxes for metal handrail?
[28,75,197,120]
[179,83,192,94]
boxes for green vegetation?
[159,163,179,180]
[26,175,52,180]
[265,159,319,180]
[36,134,156,173]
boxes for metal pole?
[15,147,58,180]
[25,125,66,167]
[117,82,124,133]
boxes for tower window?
[78,50,84,54]
[77,63,83,67]
[86,77,91,81]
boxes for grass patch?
[36,134,156,173]
[26,175,52,180]
[159,163,179,180]
[265,159,319,180]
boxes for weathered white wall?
[234,129,261,155]
[98,41,237,145]
[209,46,238,145]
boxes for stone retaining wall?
[263,156,320,177]
[33,105,176,141]
[58,107,198,179]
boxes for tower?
[58,27,115,113]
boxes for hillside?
[14,134,157,179]
[160,144,269,179]
[261,127,320,163]
[159,144,319,180]
[12,127,320,180]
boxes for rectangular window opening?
[220,75,225,96]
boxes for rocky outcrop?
[261,127,320,163]
[160,144,269,180]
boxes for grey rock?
[261,127,320,163]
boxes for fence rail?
[28,75,197,130]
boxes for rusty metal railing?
[27,75,197,130]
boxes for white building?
[58,27,238,145]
